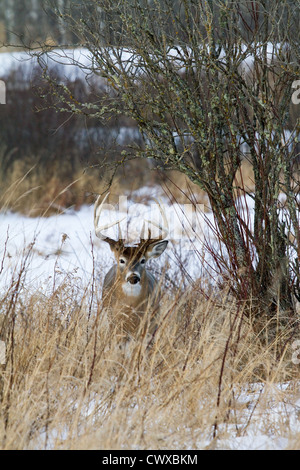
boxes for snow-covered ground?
[0,192,216,294]
[211,382,300,450]
[1,45,300,450]
[1,189,298,294]
[0,204,96,292]
[0,48,95,85]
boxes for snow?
[0,48,92,80]
[218,383,300,450]
[0,43,291,84]
[1,47,297,154]
[0,205,102,293]
[0,194,214,293]
[1,188,298,293]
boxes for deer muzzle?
[127,273,141,285]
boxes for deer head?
[94,193,168,289]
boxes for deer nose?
[127,274,140,285]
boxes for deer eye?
[120,258,126,264]
[140,258,146,264]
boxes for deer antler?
[140,198,169,246]
[95,194,168,249]
[94,193,126,244]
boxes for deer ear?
[146,240,168,259]
[105,239,120,253]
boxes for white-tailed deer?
[94,194,168,338]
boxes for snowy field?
[2,188,295,295]
[0,203,99,292]
[0,192,215,293]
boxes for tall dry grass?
[0,158,209,216]
[0,236,299,450]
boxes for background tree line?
[1,0,299,48]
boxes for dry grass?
[0,159,168,216]
[0,154,258,216]
[0,246,299,450]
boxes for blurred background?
[0,1,299,216]
[0,0,210,215]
